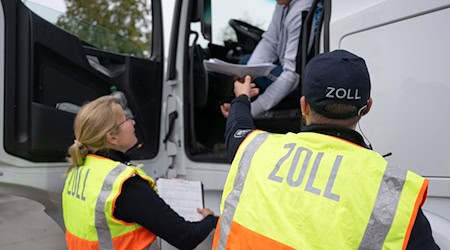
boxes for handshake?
[220,75,260,118]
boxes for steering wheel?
[229,19,264,54]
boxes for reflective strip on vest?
[214,132,427,250]
[95,163,128,249]
[217,132,269,249]
[359,164,406,250]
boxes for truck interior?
[3,0,164,163]
[6,0,330,165]
[183,0,331,162]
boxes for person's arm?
[247,5,281,65]
[114,176,218,250]
[406,208,440,249]
[250,1,311,117]
[225,95,255,162]
[250,70,298,116]
[225,76,257,162]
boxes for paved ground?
[0,195,67,250]
[0,195,215,250]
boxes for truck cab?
[0,0,449,249]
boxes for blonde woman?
[63,96,217,250]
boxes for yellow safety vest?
[213,131,428,250]
[62,154,157,250]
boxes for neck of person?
[96,148,131,164]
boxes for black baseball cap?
[302,50,371,119]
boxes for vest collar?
[302,124,371,149]
[95,149,131,164]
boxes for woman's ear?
[106,131,119,147]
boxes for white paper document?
[203,58,276,78]
[156,178,204,222]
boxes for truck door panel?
[2,0,163,162]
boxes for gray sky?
[26,0,66,11]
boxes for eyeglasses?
[116,117,133,128]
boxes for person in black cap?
[213,50,439,249]
[302,49,372,122]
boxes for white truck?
[0,0,449,248]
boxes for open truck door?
[170,0,450,248]
[0,0,165,228]
[1,0,449,249]
[160,0,328,248]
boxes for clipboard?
[156,178,204,222]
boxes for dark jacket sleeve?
[407,208,440,249]
[225,95,256,162]
[114,176,218,250]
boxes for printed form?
[156,178,204,222]
[203,58,276,78]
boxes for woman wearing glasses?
[62,95,217,250]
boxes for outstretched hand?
[221,75,259,118]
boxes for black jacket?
[224,95,439,250]
[95,149,217,250]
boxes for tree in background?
[57,0,152,58]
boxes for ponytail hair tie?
[74,139,84,149]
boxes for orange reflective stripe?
[225,221,294,250]
[214,217,294,250]
[111,170,136,226]
[402,179,429,250]
[135,168,157,191]
[66,227,156,250]
[112,227,156,250]
[66,230,99,250]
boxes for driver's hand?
[234,75,259,97]
[249,84,260,98]
[220,103,231,118]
